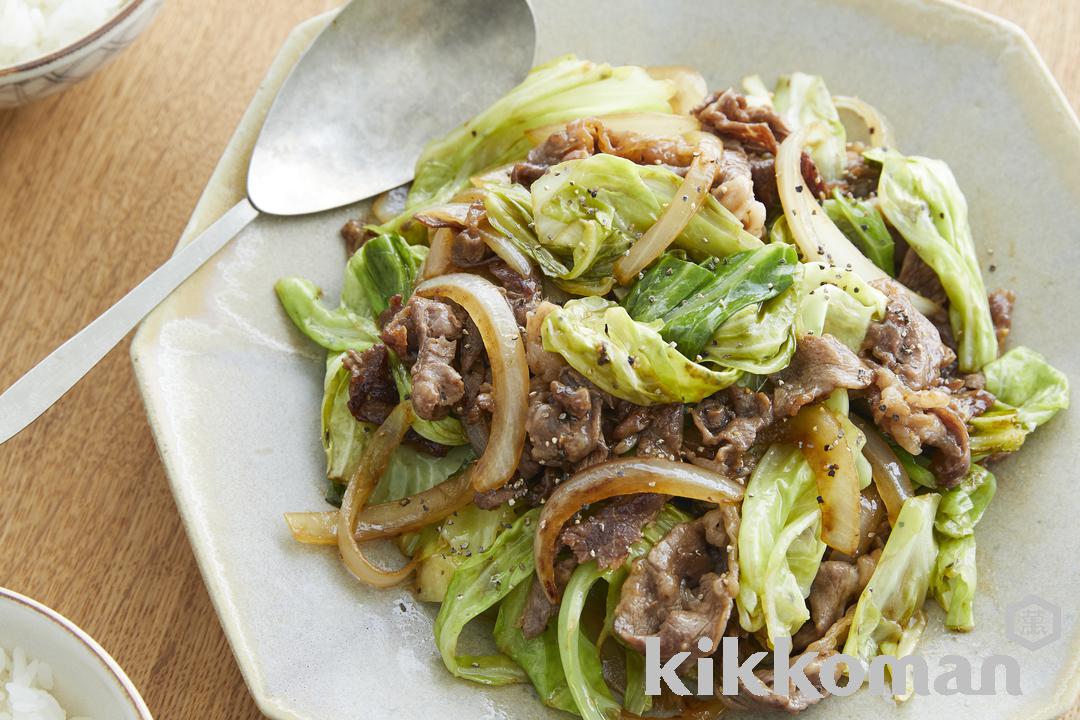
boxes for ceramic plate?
[131,1,1080,718]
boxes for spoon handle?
[0,198,260,445]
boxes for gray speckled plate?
[131,2,1080,718]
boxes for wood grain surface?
[0,1,1076,717]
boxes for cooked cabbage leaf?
[868,148,996,371]
[275,277,380,352]
[621,252,715,323]
[795,262,888,350]
[657,244,798,359]
[542,296,740,404]
[932,534,977,632]
[385,55,676,230]
[701,287,798,374]
[528,153,762,294]
[412,502,515,603]
[822,189,895,274]
[736,444,826,644]
[935,464,996,539]
[772,72,847,180]
[345,232,424,318]
[843,493,940,666]
[494,577,578,714]
[433,509,539,685]
[971,347,1069,457]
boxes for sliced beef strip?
[560,493,667,570]
[380,296,467,421]
[611,403,685,461]
[525,301,568,383]
[450,200,492,267]
[510,118,696,188]
[897,248,948,307]
[863,278,955,391]
[412,336,466,420]
[943,373,996,423]
[459,365,493,455]
[826,145,882,199]
[693,89,790,154]
[792,555,876,650]
[988,288,1016,350]
[511,119,597,187]
[526,368,605,467]
[520,558,576,639]
[489,260,543,328]
[691,387,773,478]
[614,507,739,663]
[340,217,371,254]
[343,345,399,425]
[772,334,873,417]
[714,142,766,237]
[800,150,828,200]
[720,610,853,713]
[748,150,825,214]
[749,153,780,211]
[864,365,970,487]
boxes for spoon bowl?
[249,0,537,215]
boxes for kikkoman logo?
[645,635,1023,699]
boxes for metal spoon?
[0,0,536,444]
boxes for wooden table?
[0,1,1076,717]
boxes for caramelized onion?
[834,95,894,149]
[372,185,410,225]
[776,124,938,317]
[534,458,744,601]
[285,511,337,545]
[477,224,533,276]
[614,135,722,284]
[415,204,471,228]
[787,403,861,555]
[354,472,473,540]
[646,66,709,115]
[421,227,455,280]
[338,402,417,587]
[852,415,913,525]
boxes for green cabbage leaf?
[867,148,996,371]
[542,296,740,404]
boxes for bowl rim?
[0,0,151,78]
[0,586,155,720]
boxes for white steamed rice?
[0,0,128,68]
[0,645,91,720]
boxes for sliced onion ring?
[534,458,744,602]
[354,472,473,540]
[776,124,939,317]
[338,402,417,587]
[646,66,709,115]
[833,95,894,149]
[372,185,410,225]
[285,511,337,545]
[420,227,455,280]
[614,135,722,284]
[852,415,913,525]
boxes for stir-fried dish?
[276,57,1069,715]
